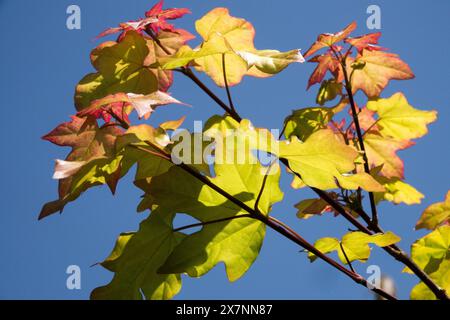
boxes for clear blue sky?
[0,0,449,299]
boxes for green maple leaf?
[309,231,400,264]
[410,259,450,300]
[152,161,283,281]
[283,107,334,141]
[278,129,384,191]
[406,226,450,299]
[91,208,185,300]
[366,92,437,140]
[416,191,450,230]
[374,177,424,205]
[406,225,450,274]
[140,116,284,281]
[316,79,343,106]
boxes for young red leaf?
[144,0,190,34]
[96,18,158,41]
[307,52,343,89]
[96,1,190,41]
[344,32,384,52]
[304,22,357,58]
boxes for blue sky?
[0,0,449,299]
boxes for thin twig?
[138,139,396,300]
[222,53,236,113]
[254,162,275,212]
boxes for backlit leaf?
[278,129,384,191]
[344,32,382,52]
[234,49,304,74]
[374,176,424,205]
[366,92,437,140]
[348,51,414,98]
[363,132,413,179]
[316,79,343,105]
[295,193,338,219]
[144,116,283,281]
[309,231,400,264]
[40,116,123,219]
[410,259,450,300]
[91,208,185,300]
[407,225,450,274]
[416,192,450,230]
[75,31,158,110]
[283,107,334,141]
[406,226,450,299]
[307,52,343,89]
[162,8,303,86]
[304,22,356,58]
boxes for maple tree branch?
[222,53,236,113]
[260,215,396,300]
[138,141,396,300]
[177,67,448,300]
[268,216,303,242]
[353,207,449,300]
[173,214,253,232]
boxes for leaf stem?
[221,53,236,113]
[176,67,241,121]
[254,162,275,212]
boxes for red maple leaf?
[307,51,344,89]
[96,1,190,41]
[344,32,385,52]
[96,18,158,41]
[304,22,356,58]
[145,0,191,34]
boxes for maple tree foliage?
[39,2,449,300]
